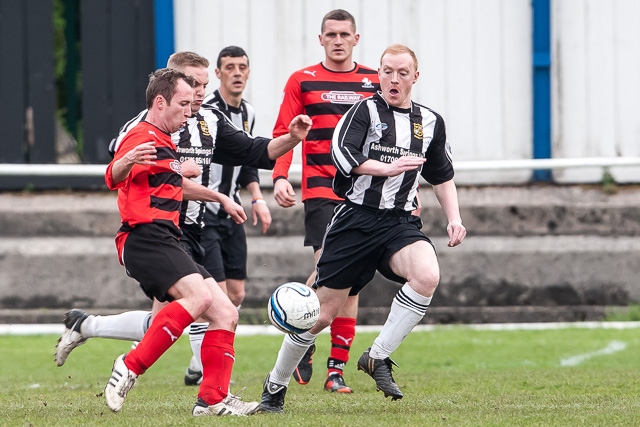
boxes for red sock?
[328,317,356,376]
[124,301,194,376]
[197,329,235,405]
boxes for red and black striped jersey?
[272,62,379,201]
[105,121,184,261]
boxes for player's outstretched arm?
[352,156,426,178]
[266,115,312,160]
[180,158,201,178]
[182,179,247,224]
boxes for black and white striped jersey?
[108,110,183,157]
[200,90,259,218]
[332,92,454,211]
[203,89,256,134]
[176,105,273,225]
[109,110,149,157]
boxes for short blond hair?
[380,44,418,71]
[167,51,210,70]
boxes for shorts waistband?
[345,200,412,217]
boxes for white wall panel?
[553,0,640,183]
[614,0,640,182]
[174,0,533,184]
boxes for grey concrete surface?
[1,234,638,312]
[2,185,639,237]
[1,184,639,323]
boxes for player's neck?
[218,88,242,108]
[144,109,171,134]
[322,59,356,72]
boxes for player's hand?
[125,141,156,166]
[274,179,296,208]
[219,195,247,225]
[252,200,272,233]
[411,189,422,217]
[447,220,466,247]
[288,115,313,140]
[387,156,426,177]
[180,159,201,178]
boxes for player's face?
[319,20,359,68]
[163,79,193,134]
[182,65,209,114]
[215,56,250,98]
[378,52,418,109]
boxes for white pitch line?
[0,323,283,336]
[560,340,628,367]
[2,321,640,336]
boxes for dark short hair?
[321,9,356,33]
[217,46,250,69]
[146,68,195,108]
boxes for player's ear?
[353,33,360,46]
[413,70,419,84]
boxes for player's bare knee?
[183,287,213,317]
[204,299,238,330]
[221,307,239,330]
[224,297,239,322]
[196,290,214,311]
[222,312,238,330]
[408,269,440,297]
[230,290,245,307]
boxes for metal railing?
[1,157,639,186]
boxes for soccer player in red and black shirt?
[103,68,311,417]
[269,9,379,396]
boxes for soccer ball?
[267,282,320,334]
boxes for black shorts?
[179,222,205,264]
[315,202,434,296]
[200,209,248,282]
[303,198,341,250]
[122,223,211,303]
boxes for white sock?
[189,322,208,372]
[269,331,317,386]
[80,310,151,341]
[370,283,432,360]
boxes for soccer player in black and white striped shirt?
[261,44,466,412]
[184,46,273,387]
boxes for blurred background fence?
[0,0,638,190]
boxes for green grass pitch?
[1,326,640,426]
